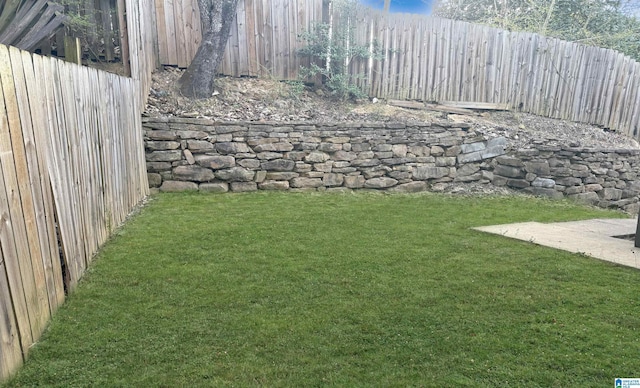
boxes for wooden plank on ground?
[388,99,479,115]
[440,101,509,110]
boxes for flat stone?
[461,142,486,154]
[160,180,198,192]
[305,151,331,163]
[196,155,235,169]
[413,166,449,180]
[350,159,381,167]
[187,140,215,152]
[257,152,283,160]
[389,181,428,193]
[494,165,525,179]
[147,130,177,141]
[569,192,600,205]
[146,141,181,151]
[506,179,530,189]
[199,182,229,193]
[148,173,162,188]
[323,173,345,187]
[525,161,550,175]
[532,177,556,189]
[261,159,296,171]
[603,188,623,201]
[344,175,366,188]
[291,177,324,188]
[266,172,299,180]
[230,182,258,192]
[496,156,525,167]
[216,142,251,154]
[147,150,183,162]
[364,177,398,189]
[173,166,215,182]
[259,180,290,190]
[253,142,294,152]
[215,167,255,182]
[147,162,172,172]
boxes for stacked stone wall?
[143,117,640,213]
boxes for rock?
[569,192,600,205]
[389,181,428,193]
[147,150,182,162]
[344,175,366,188]
[532,177,555,189]
[173,166,215,182]
[215,167,255,182]
[147,130,177,141]
[266,172,299,180]
[216,142,251,154]
[196,155,235,169]
[291,177,324,188]
[187,140,215,152]
[259,180,290,190]
[364,177,398,189]
[199,182,229,193]
[230,182,258,192]
[323,173,345,187]
[183,149,196,165]
[505,179,530,189]
[261,159,296,171]
[253,142,294,152]
[160,181,198,192]
[494,165,525,179]
[529,187,564,200]
[413,167,449,180]
[603,188,623,201]
[524,160,551,176]
[148,173,162,187]
[305,151,331,163]
[146,141,181,151]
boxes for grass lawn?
[3,192,640,387]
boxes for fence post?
[63,36,81,65]
[117,0,131,76]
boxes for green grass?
[4,192,639,387]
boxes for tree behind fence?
[156,0,640,139]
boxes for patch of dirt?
[145,67,640,151]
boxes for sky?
[359,0,433,14]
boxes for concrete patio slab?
[474,218,640,269]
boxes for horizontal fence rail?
[154,0,640,138]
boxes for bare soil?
[145,67,640,152]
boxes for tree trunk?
[179,0,239,99]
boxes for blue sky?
[359,0,433,14]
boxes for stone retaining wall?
[143,117,640,213]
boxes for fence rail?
[154,0,640,138]
[0,0,156,380]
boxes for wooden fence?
[0,0,157,381]
[155,0,324,78]
[155,0,640,138]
